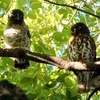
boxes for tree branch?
[2,48,100,99]
[1,48,100,71]
[44,0,100,18]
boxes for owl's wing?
[26,25,31,39]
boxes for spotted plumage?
[68,22,96,93]
[4,9,31,69]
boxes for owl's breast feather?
[69,35,75,44]
[4,28,30,49]
[4,28,20,36]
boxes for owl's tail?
[14,58,30,69]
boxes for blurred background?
[0,0,100,100]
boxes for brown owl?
[4,9,31,69]
[67,22,96,93]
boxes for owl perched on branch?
[4,9,31,69]
[67,22,96,93]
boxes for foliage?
[0,0,100,99]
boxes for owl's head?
[8,9,24,24]
[71,22,90,36]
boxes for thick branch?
[44,0,100,18]
[0,48,100,71]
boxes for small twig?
[44,0,100,18]
[66,1,85,25]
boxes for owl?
[4,9,31,69]
[67,22,96,93]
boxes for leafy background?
[0,0,100,100]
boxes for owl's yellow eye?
[77,26,81,30]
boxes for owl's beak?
[8,12,12,17]
[71,28,77,35]
[73,28,76,34]
[16,14,20,20]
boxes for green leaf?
[28,11,36,19]
[46,80,57,88]
[1,0,100,99]
[53,32,66,42]
[20,77,31,83]
[44,75,51,82]
[27,93,40,100]
[15,0,22,9]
